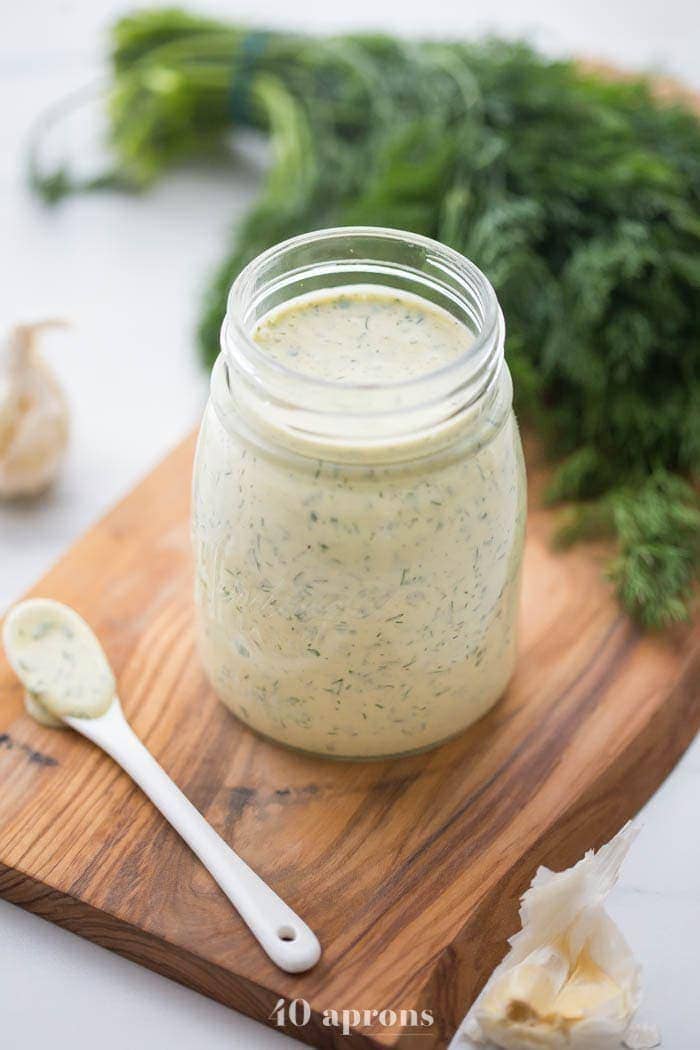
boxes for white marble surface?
[1,2,698,1048]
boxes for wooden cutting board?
[0,432,698,1050]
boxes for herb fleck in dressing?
[3,599,115,722]
[193,286,525,758]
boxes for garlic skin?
[462,825,649,1050]
[0,322,69,498]
[623,1023,661,1049]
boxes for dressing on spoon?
[3,598,114,721]
[2,598,321,973]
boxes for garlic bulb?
[0,321,69,498]
[461,824,657,1050]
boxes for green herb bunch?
[31,9,700,627]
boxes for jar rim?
[223,225,501,396]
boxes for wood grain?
[0,430,698,1049]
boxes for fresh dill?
[29,10,700,626]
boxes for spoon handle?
[66,699,321,973]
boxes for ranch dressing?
[252,287,471,382]
[193,281,525,758]
[3,599,115,722]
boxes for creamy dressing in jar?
[252,287,471,382]
[192,228,526,759]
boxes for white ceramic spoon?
[3,599,321,974]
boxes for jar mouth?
[216,226,508,461]
[223,226,501,398]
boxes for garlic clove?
[0,321,69,499]
[461,824,652,1050]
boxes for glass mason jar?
[192,227,526,759]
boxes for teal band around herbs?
[229,30,273,124]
